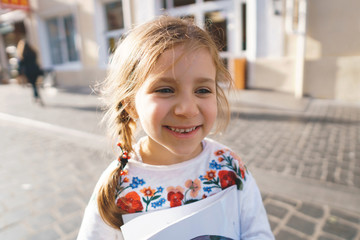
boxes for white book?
[121,185,239,240]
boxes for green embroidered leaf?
[215,178,220,184]
[151,195,161,201]
[203,181,213,185]
[184,199,199,205]
[235,177,242,190]
[142,197,148,203]
[239,181,244,190]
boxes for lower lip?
[164,126,201,138]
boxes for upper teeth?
[169,127,197,133]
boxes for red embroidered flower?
[123,177,129,183]
[214,150,225,156]
[167,186,184,208]
[120,170,128,176]
[218,170,237,189]
[204,170,217,180]
[140,187,156,197]
[218,157,224,162]
[117,191,143,213]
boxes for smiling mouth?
[165,126,200,133]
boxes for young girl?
[78,16,274,239]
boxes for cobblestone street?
[0,84,359,239]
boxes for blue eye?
[196,88,212,94]
[155,88,174,93]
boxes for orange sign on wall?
[0,0,30,11]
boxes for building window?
[160,0,232,54]
[105,1,124,31]
[46,15,79,65]
[104,0,124,54]
[174,0,195,7]
[205,10,227,52]
[241,3,247,51]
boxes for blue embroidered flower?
[199,175,206,180]
[151,198,166,208]
[130,177,146,189]
[132,177,140,184]
[203,187,212,193]
[157,186,164,193]
[138,179,146,186]
[130,183,138,189]
[209,160,221,170]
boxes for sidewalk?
[0,83,359,240]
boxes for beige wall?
[30,0,103,89]
[304,0,360,101]
[251,58,295,93]
[56,68,106,88]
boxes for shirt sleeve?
[77,161,124,240]
[77,199,124,240]
[239,171,275,239]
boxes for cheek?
[209,98,218,118]
[135,96,166,126]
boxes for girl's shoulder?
[202,138,249,191]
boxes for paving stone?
[298,202,324,219]
[59,214,83,235]
[330,209,360,224]
[0,207,31,229]
[0,224,31,240]
[265,203,288,219]
[268,219,278,231]
[317,235,338,240]
[26,228,61,240]
[322,218,358,239]
[26,213,56,230]
[286,215,315,236]
[271,195,298,207]
[276,229,307,240]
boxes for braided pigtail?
[97,102,136,228]
[116,102,136,153]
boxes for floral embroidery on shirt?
[182,179,202,204]
[115,146,248,213]
[209,159,222,170]
[117,191,144,213]
[167,186,185,208]
[218,170,237,189]
[115,170,146,200]
[201,149,248,193]
[151,198,166,209]
[130,177,146,189]
[140,186,164,211]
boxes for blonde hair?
[97,16,233,228]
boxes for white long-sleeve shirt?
[77,138,274,239]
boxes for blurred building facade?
[0,0,359,101]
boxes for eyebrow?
[153,77,216,84]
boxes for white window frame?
[37,7,81,71]
[94,0,131,68]
[158,0,246,59]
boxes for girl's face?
[135,45,217,165]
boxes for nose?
[174,94,199,118]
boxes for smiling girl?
[77,16,274,239]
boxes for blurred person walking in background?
[17,39,44,106]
